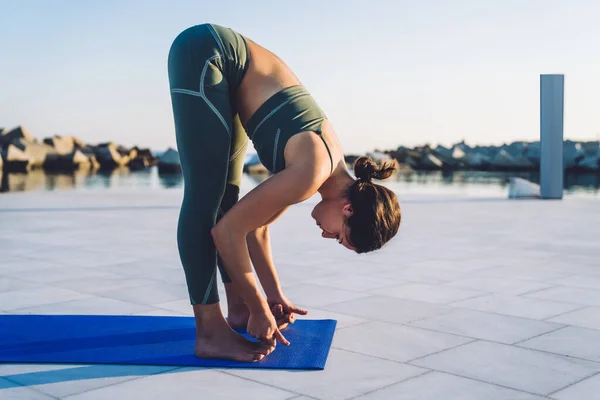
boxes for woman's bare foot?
[227,303,250,330]
[193,303,275,363]
[194,325,274,362]
[224,282,251,330]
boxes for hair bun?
[353,156,396,183]
[353,157,376,182]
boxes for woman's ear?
[342,203,353,217]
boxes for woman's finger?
[274,304,284,318]
[276,313,289,329]
[277,320,289,330]
[274,329,290,346]
[261,337,276,347]
[290,305,308,315]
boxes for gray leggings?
[167,23,250,305]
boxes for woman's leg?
[215,117,292,331]
[214,113,251,328]
[168,25,272,361]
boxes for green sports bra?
[244,85,333,174]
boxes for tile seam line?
[398,320,566,346]
[346,370,433,400]
[445,302,585,321]
[405,337,600,368]
[541,306,590,322]
[546,370,600,398]
[217,369,310,398]
[407,367,560,398]
[0,376,60,400]
[60,366,183,399]
[349,369,552,400]
[512,325,571,345]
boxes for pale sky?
[1,0,599,154]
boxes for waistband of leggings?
[207,24,250,89]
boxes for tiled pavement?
[1,186,599,399]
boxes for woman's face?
[311,198,356,251]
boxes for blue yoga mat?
[0,315,336,370]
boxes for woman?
[167,23,401,362]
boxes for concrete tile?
[3,185,600,399]
[100,263,186,284]
[0,287,89,311]
[0,363,175,399]
[277,284,372,308]
[410,308,564,344]
[377,266,469,284]
[65,368,294,400]
[18,246,100,262]
[95,283,189,306]
[519,326,600,362]
[305,274,401,292]
[450,294,581,320]
[0,276,43,293]
[324,296,452,324]
[2,267,117,285]
[357,371,547,399]
[55,250,148,269]
[153,300,193,316]
[304,260,402,277]
[0,255,27,266]
[551,373,600,400]
[444,277,553,295]
[552,275,600,291]
[0,258,64,273]
[132,308,187,316]
[333,321,473,362]
[12,296,157,315]
[475,266,571,282]
[401,259,494,273]
[411,340,600,396]
[228,349,427,400]
[376,283,485,304]
[524,286,600,307]
[0,378,53,399]
[53,275,157,294]
[295,308,367,329]
[472,254,556,269]
[545,264,600,276]
[0,238,57,257]
[274,265,336,288]
[547,307,600,330]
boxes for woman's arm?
[211,133,330,342]
[247,212,308,325]
[246,203,289,299]
[211,166,320,313]
[247,223,284,300]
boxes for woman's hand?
[247,309,290,346]
[267,293,308,329]
[270,304,294,330]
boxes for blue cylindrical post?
[540,74,564,199]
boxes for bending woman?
[167,23,401,362]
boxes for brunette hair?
[345,156,401,253]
